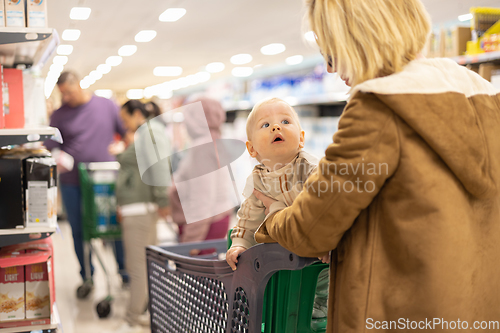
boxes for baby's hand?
[226,246,246,271]
[318,252,330,264]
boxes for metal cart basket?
[147,239,329,333]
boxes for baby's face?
[247,102,304,167]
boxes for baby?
[226,97,329,318]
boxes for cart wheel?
[76,281,93,299]
[96,299,111,318]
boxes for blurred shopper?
[253,0,500,331]
[45,71,127,296]
[168,97,233,246]
[110,100,170,331]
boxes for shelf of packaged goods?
[452,51,500,65]
[0,226,56,248]
[0,303,59,332]
[0,126,62,147]
[0,28,58,69]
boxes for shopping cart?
[147,239,329,333]
[78,161,122,318]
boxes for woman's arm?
[255,93,401,257]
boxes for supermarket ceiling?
[44,0,499,94]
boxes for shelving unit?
[452,51,500,65]
[0,26,60,333]
[0,28,58,68]
[0,126,62,147]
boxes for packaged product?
[0,252,25,322]
[24,252,50,320]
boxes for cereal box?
[0,252,25,322]
[25,255,50,319]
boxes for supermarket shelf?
[0,126,62,147]
[0,28,58,68]
[0,323,57,333]
[452,51,500,65]
[0,226,56,248]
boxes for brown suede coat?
[255,58,500,332]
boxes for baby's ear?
[246,141,258,158]
[299,130,305,148]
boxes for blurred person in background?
[168,97,234,248]
[44,71,128,296]
[109,100,170,332]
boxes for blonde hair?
[307,0,431,87]
[246,98,301,140]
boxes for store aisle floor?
[52,221,149,333]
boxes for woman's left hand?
[253,190,278,215]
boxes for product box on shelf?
[0,251,25,322]
[478,63,500,81]
[25,157,57,228]
[0,150,53,230]
[0,238,55,329]
[4,0,25,28]
[0,0,5,27]
[3,68,25,129]
[25,0,47,27]
[444,26,472,58]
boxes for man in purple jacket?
[45,71,127,296]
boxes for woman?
[168,97,233,245]
[254,0,500,332]
[111,100,170,331]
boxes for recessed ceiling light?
[232,67,253,77]
[70,7,91,20]
[458,13,473,21]
[135,30,157,42]
[153,66,183,77]
[159,8,186,22]
[126,89,144,100]
[286,55,303,65]
[261,43,286,55]
[230,54,252,65]
[106,56,123,66]
[61,29,81,41]
[94,89,113,99]
[118,45,137,57]
[253,64,263,68]
[205,62,225,73]
[89,70,103,81]
[195,71,211,83]
[80,81,90,90]
[53,56,68,66]
[49,63,64,73]
[96,64,112,74]
[304,31,316,42]
[56,45,73,56]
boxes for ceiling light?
[53,56,68,65]
[232,67,253,77]
[261,43,286,55]
[106,56,123,66]
[135,30,157,42]
[458,13,473,21]
[186,74,199,86]
[70,7,91,20]
[126,89,144,100]
[304,31,316,42]
[286,55,303,65]
[94,89,113,99]
[253,64,263,68]
[96,64,111,74]
[157,90,173,100]
[195,71,211,83]
[159,8,186,22]
[89,70,102,81]
[118,45,137,56]
[230,54,252,65]
[49,64,64,73]
[205,62,225,73]
[153,66,183,77]
[61,29,81,41]
[56,45,73,56]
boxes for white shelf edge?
[0,27,52,34]
[0,126,58,136]
[0,226,56,235]
[452,51,500,64]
